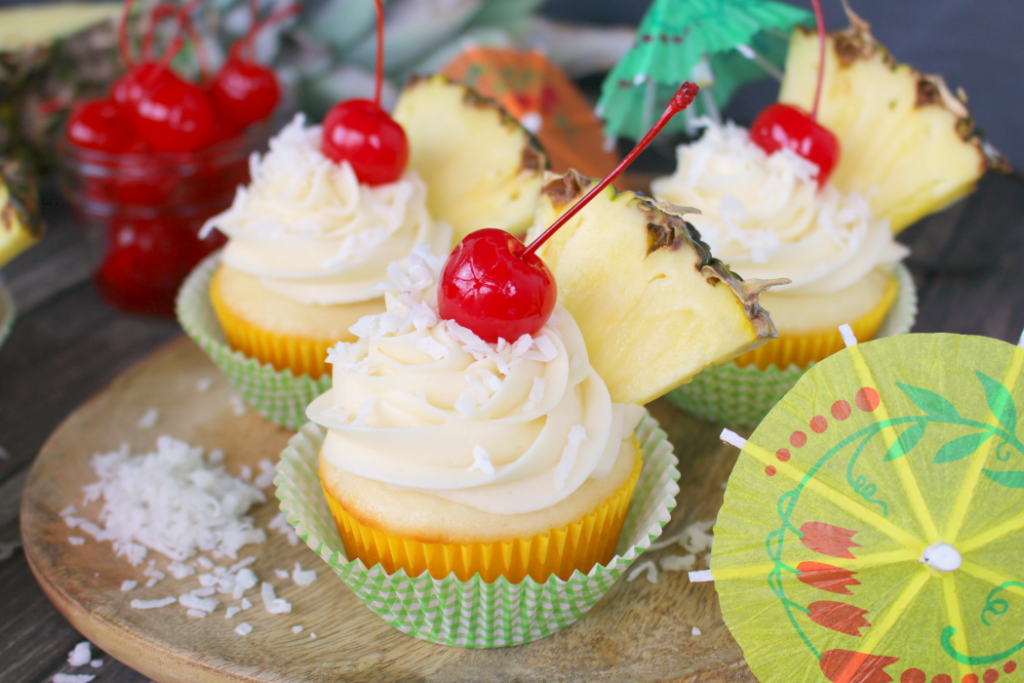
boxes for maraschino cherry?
[320,0,409,185]
[437,82,701,343]
[209,5,297,128]
[749,0,839,186]
[66,99,136,152]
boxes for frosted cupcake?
[308,246,646,583]
[651,120,909,370]
[201,114,452,380]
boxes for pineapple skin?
[779,24,987,234]
[0,160,44,268]
[530,171,783,406]
[393,75,547,245]
[0,3,122,176]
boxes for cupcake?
[200,114,453,380]
[650,120,908,370]
[180,76,547,428]
[308,246,647,583]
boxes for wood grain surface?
[20,337,748,683]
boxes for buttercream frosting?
[201,114,452,306]
[650,120,907,296]
[306,245,645,515]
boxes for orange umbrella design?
[442,46,619,179]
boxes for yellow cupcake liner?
[322,445,644,585]
[209,268,333,380]
[734,275,900,371]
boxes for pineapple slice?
[393,75,547,244]
[778,19,987,234]
[0,161,43,268]
[528,171,783,406]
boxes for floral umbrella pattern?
[712,333,1024,683]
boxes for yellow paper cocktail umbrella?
[710,331,1024,683]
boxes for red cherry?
[321,99,409,186]
[210,57,280,128]
[96,216,188,316]
[435,82,700,343]
[749,103,840,186]
[438,229,557,343]
[133,76,215,153]
[112,62,177,113]
[66,99,136,152]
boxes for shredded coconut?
[230,396,247,416]
[145,578,158,588]
[320,405,350,422]
[292,562,316,587]
[292,625,304,634]
[130,597,176,609]
[692,626,702,636]
[187,609,207,618]
[196,378,213,392]
[68,642,91,667]
[269,512,300,546]
[226,606,241,618]
[468,446,495,477]
[235,622,253,635]
[310,633,317,639]
[351,398,376,427]
[69,536,85,546]
[660,554,697,572]
[261,582,292,614]
[553,426,588,490]
[53,675,95,683]
[523,377,546,412]
[89,660,102,668]
[120,580,137,592]
[136,408,159,429]
[627,560,658,584]
[240,597,253,610]
[75,437,267,565]
[168,562,195,579]
[253,459,276,489]
[191,587,217,597]
[274,569,289,579]
[180,593,220,613]
[0,539,21,562]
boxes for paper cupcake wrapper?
[274,413,680,648]
[0,284,14,351]
[209,270,335,380]
[665,263,918,429]
[323,443,644,584]
[177,254,331,430]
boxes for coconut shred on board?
[62,435,267,565]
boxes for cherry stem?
[233,4,299,62]
[373,0,385,107]
[143,4,182,61]
[119,0,137,67]
[523,82,699,258]
[810,0,827,121]
[155,0,210,79]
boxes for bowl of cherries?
[57,0,294,316]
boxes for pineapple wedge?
[393,75,547,245]
[779,20,987,234]
[528,171,783,406]
[0,161,43,268]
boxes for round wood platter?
[21,336,754,683]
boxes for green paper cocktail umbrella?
[598,0,811,141]
[710,331,1024,683]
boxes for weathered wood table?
[1,171,1023,682]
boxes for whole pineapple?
[0,3,123,175]
[778,12,988,233]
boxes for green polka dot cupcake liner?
[665,264,918,429]
[177,254,331,431]
[273,412,680,648]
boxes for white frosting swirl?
[306,246,644,515]
[650,121,908,295]
[201,114,452,305]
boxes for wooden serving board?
[21,336,754,683]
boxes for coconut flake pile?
[628,520,717,585]
[63,436,267,565]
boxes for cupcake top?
[650,121,908,296]
[306,245,644,515]
[201,114,452,306]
